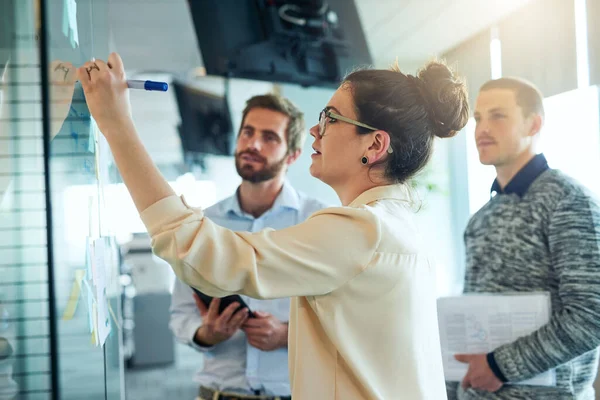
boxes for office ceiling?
[355,0,535,69]
[109,0,536,74]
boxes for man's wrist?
[193,326,217,347]
[486,352,508,383]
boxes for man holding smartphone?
[169,94,326,400]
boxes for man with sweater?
[446,77,600,399]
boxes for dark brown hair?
[240,94,306,153]
[343,60,469,183]
[479,77,545,118]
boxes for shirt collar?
[271,181,301,211]
[348,184,411,208]
[490,153,549,197]
[223,181,301,218]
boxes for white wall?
[128,73,183,166]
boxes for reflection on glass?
[1,1,51,398]
[49,60,76,139]
[45,0,125,398]
[0,326,17,400]
[1,0,124,398]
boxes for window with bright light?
[541,86,600,196]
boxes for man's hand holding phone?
[193,294,249,347]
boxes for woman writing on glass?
[77,53,468,400]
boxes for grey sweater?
[447,166,600,400]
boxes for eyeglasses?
[318,107,393,154]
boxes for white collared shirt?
[169,182,327,396]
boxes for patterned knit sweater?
[447,167,600,400]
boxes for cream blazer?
[140,184,447,400]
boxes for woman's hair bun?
[416,61,470,138]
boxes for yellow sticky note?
[62,269,86,320]
[91,302,99,346]
[107,302,121,330]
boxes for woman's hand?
[76,52,132,136]
[76,52,174,213]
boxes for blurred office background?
[1,0,600,398]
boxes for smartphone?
[191,287,255,318]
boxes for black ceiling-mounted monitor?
[187,0,372,88]
[172,80,234,157]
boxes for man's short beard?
[235,151,288,183]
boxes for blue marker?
[126,79,169,92]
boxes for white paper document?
[93,237,112,347]
[437,293,556,386]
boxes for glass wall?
[1,0,124,398]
